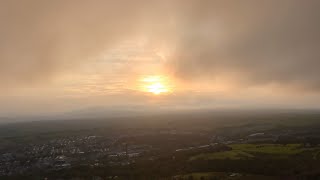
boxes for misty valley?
[1,0,320,179]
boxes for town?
[1,120,319,179]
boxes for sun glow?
[140,75,172,95]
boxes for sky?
[1,0,320,117]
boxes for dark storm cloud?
[1,0,320,91]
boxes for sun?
[140,75,172,95]
[146,82,169,95]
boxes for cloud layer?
[1,0,320,92]
[166,0,320,91]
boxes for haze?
[1,0,320,118]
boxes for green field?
[190,149,254,160]
[231,144,302,154]
[190,144,320,161]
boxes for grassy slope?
[190,144,320,160]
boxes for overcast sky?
[1,0,320,117]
